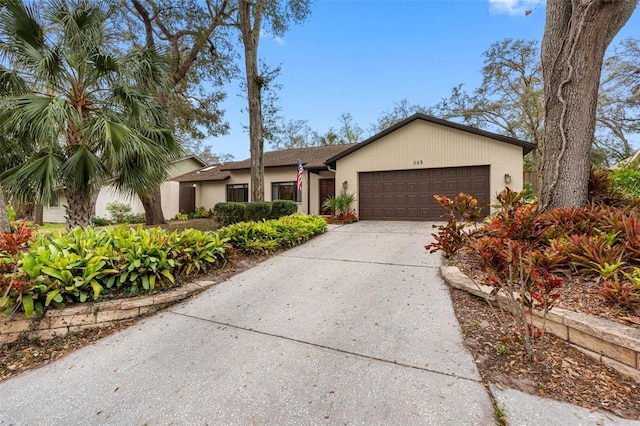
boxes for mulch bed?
[449,247,640,420]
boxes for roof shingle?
[171,164,231,183]
[220,144,357,171]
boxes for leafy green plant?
[213,202,246,226]
[608,165,640,198]
[218,214,327,254]
[106,202,133,224]
[269,200,298,219]
[6,204,16,222]
[2,225,227,316]
[173,212,189,221]
[126,213,146,224]
[91,217,111,226]
[244,202,272,222]
[323,189,356,217]
[188,206,210,219]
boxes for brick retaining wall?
[0,279,217,345]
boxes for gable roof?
[220,144,357,171]
[172,155,208,167]
[325,113,536,167]
[171,164,230,183]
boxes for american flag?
[296,159,304,191]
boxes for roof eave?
[324,113,536,166]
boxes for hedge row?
[213,200,298,226]
[218,214,327,254]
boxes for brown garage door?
[358,165,490,221]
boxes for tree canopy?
[0,0,180,228]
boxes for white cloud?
[260,30,285,46]
[488,0,540,16]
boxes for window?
[226,184,248,202]
[272,182,301,202]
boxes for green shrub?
[1,225,227,317]
[522,182,537,203]
[323,189,356,216]
[91,217,111,226]
[270,200,298,219]
[6,204,16,222]
[609,166,640,198]
[106,202,132,224]
[213,202,246,226]
[188,206,210,219]
[245,202,272,222]
[218,214,327,255]
[125,213,146,224]
[173,212,189,221]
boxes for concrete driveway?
[0,221,495,425]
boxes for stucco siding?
[334,120,524,213]
[169,158,204,178]
[160,181,180,219]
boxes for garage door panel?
[359,166,490,221]
[459,179,472,191]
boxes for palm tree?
[0,0,181,229]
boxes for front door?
[179,185,196,214]
[319,178,335,215]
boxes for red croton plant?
[0,222,36,317]
[425,188,640,360]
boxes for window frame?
[226,183,249,202]
[271,181,302,202]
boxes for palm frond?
[59,143,104,197]
[2,94,75,147]
[0,0,44,51]
[0,64,27,95]
[1,150,64,204]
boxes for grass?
[33,223,66,234]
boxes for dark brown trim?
[325,113,536,168]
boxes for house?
[43,156,208,223]
[173,144,356,215]
[173,113,535,221]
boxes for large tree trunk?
[0,185,10,233]
[64,188,95,230]
[540,0,636,209]
[35,204,43,226]
[141,189,166,225]
[239,0,265,202]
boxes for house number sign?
[413,160,423,166]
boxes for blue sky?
[211,0,640,160]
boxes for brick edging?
[0,279,218,345]
[440,265,640,382]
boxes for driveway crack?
[279,255,439,269]
[171,311,481,384]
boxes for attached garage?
[325,113,535,221]
[359,166,489,221]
